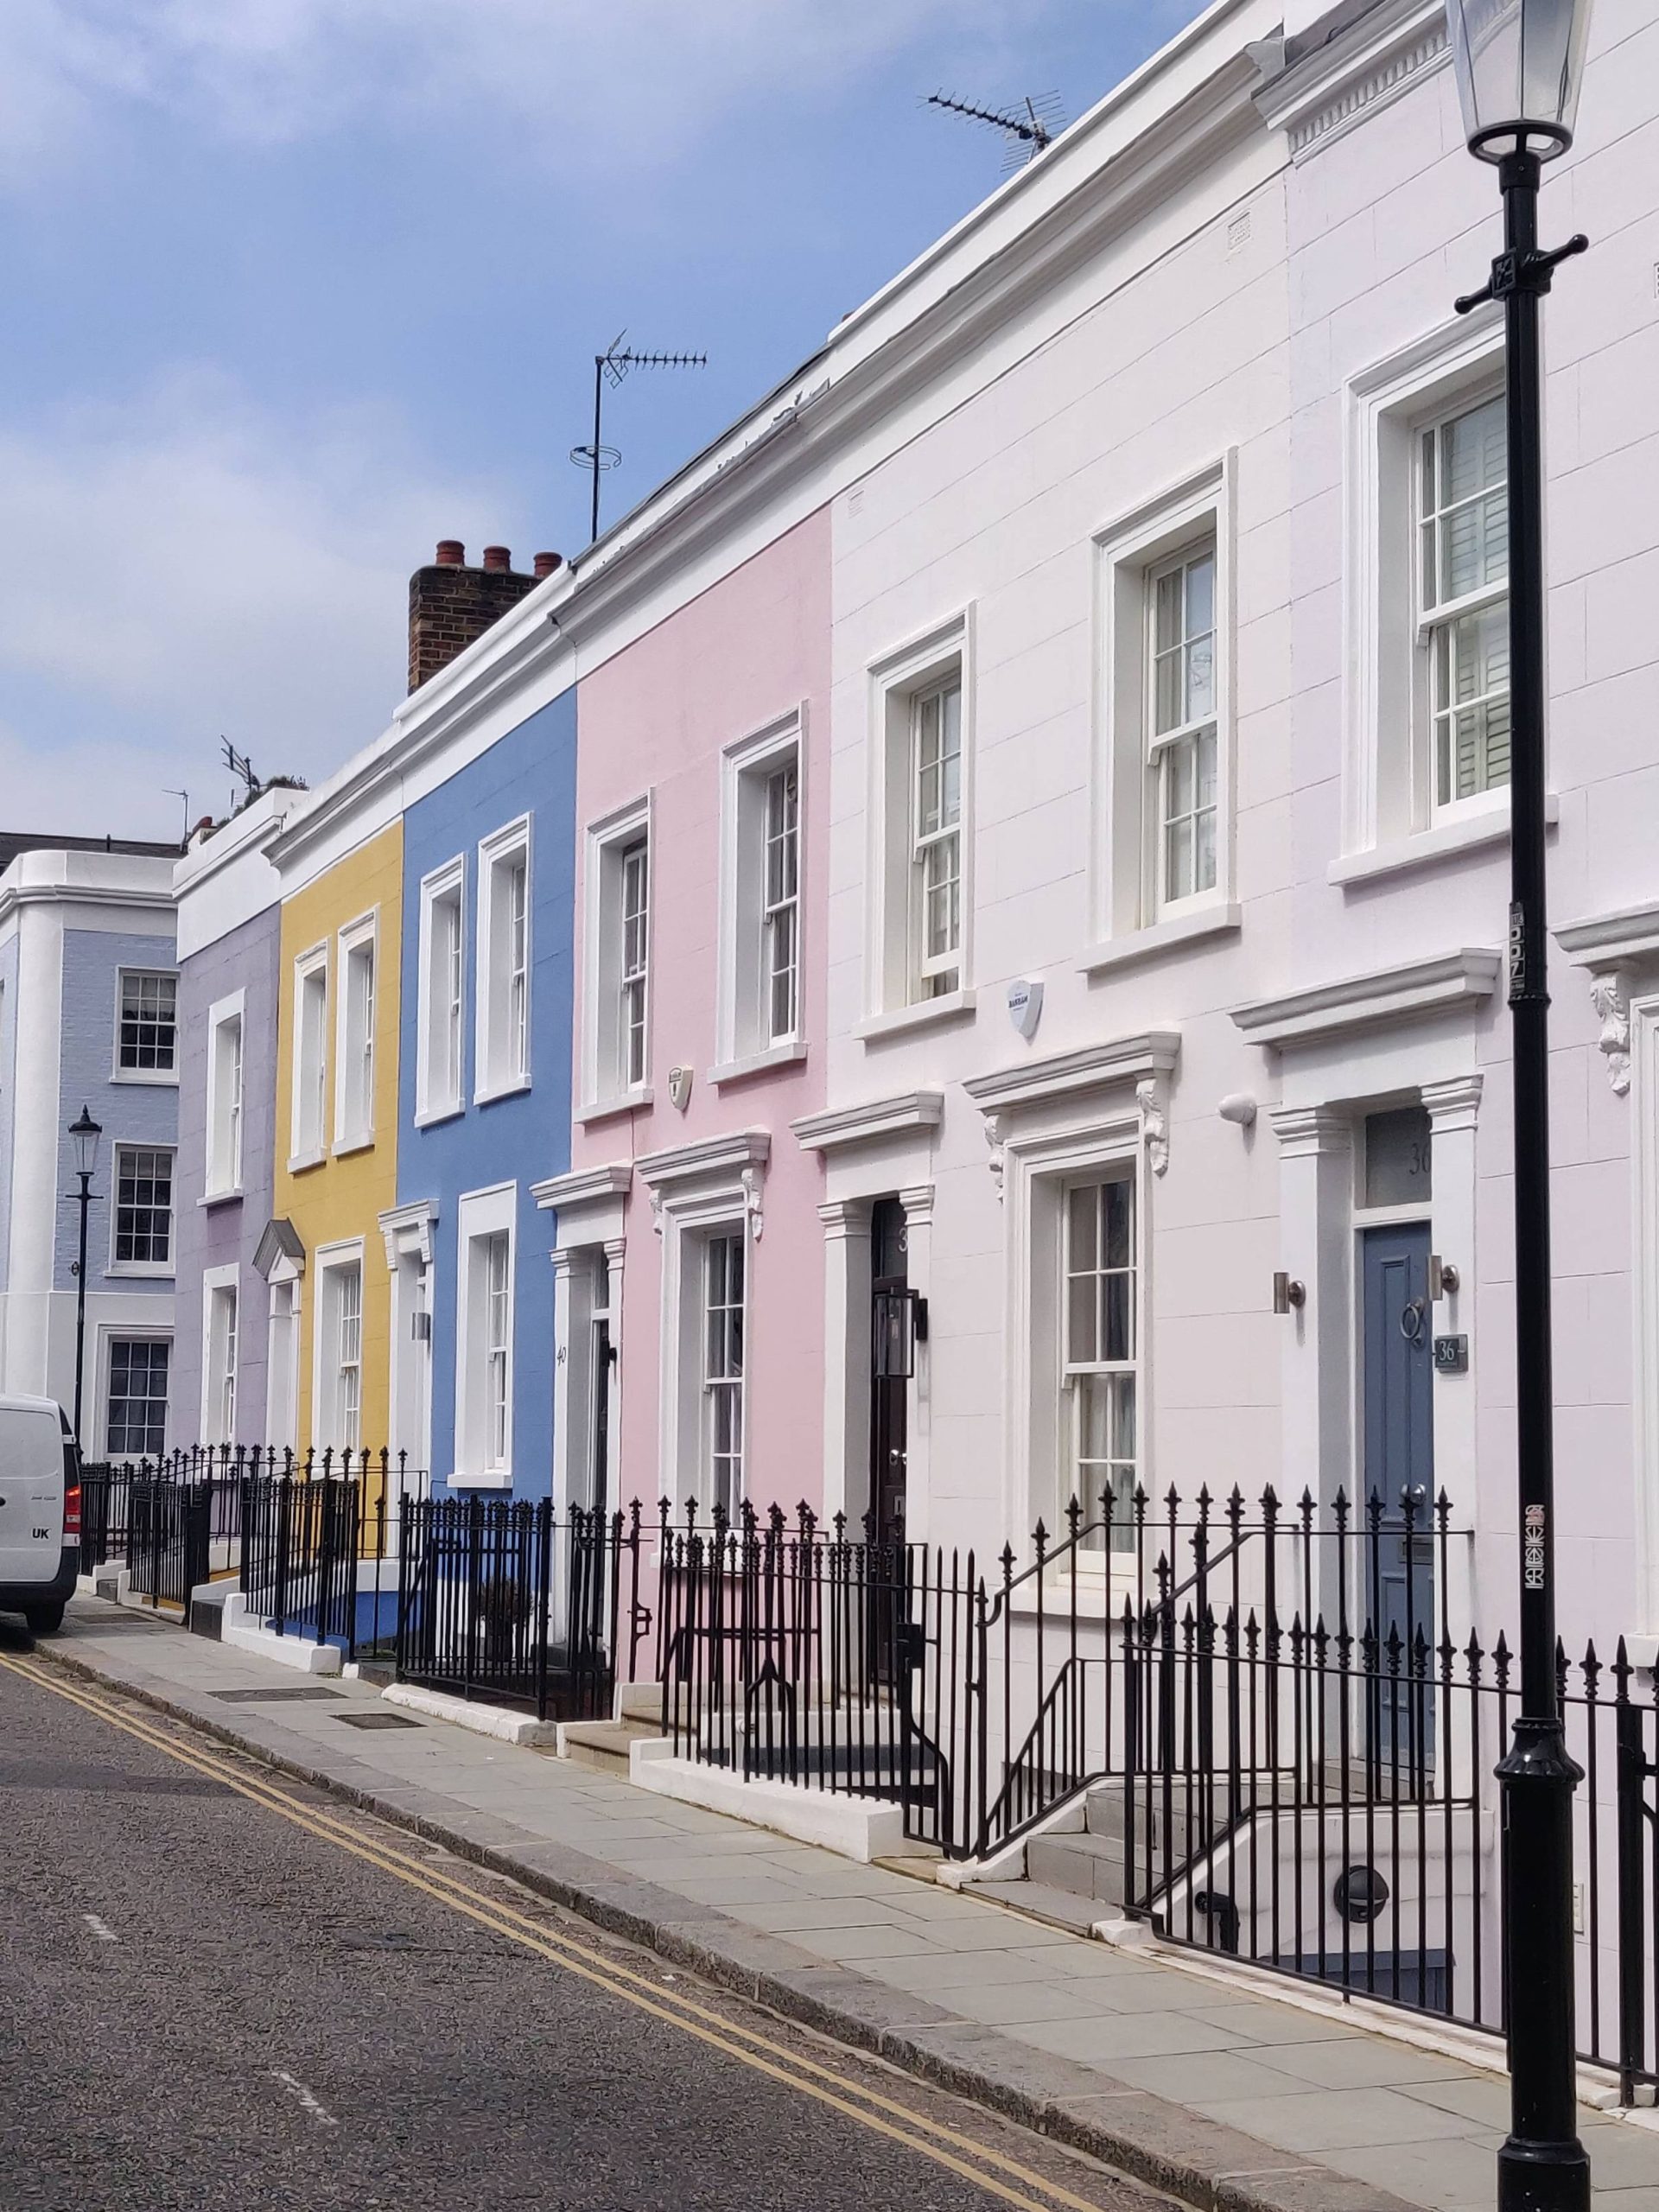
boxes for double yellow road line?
[0,1653,1122,2212]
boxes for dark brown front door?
[870,1198,909,1542]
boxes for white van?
[0,1394,79,1635]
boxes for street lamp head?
[1446,0,1594,162]
[67,1103,102,1180]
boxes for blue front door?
[1361,1222,1436,1777]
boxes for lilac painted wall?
[572,509,831,1510]
[172,902,281,1444]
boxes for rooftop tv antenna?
[221,736,258,809]
[570,332,708,544]
[162,787,190,849]
[925,90,1064,171]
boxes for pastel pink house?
[535,511,832,1521]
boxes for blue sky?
[0,0,1205,841]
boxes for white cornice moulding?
[1557,906,1659,969]
[1232,949,1501,1051]
[378,1198,437,1272]
[964,1031,1180,1118]
[633,1129,772,1193]
[791,1090,944,1156]
[174,786,299,896]
[0,881,174,927]
[531,1163,633,1213]
[1254,0,1448,163]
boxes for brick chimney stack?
[407,541,553,694]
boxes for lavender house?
[171,789,300,1447]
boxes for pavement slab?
[26,1599,1659,2212]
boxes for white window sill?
[111,1071,180,1088]
[1328,795,1558,888]
[332,1134,375,1160]
[106,1263,175,1281]
[474,1075,531,1109]
[1079,902,1242,977]
[414,1102,465,1131]
[287,1149,327,1175]
[199,1188,244,1210]
[447,1468,512,1492]
[708,1039,808,1088]
[854,987,976,1046]
[575,1087,653,1127]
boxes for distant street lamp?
[1445,3,1594,2207]
[67,1105,102,1448]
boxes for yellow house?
[270,822,403,1459]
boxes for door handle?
[1399,1296,1427,1344]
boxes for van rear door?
[0,1407,66,1584]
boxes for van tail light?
[63,1475,82,1542]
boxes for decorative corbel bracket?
[649,1186,666,1237]
[741,1164,765,1243]
[984,1114,1006,1204]
[1136,1077,1169,1176]
[1588,967,1632,1097]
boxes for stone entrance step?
[558,1715,666,1776]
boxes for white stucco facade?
[0,845,180,1452]
[804,0,1659,1659]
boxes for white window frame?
[581,793,653,1114]
[416,855,467,1124]
[1342,311,1510,867]
[112,967,180,1084]
[333,909,378,1154]
[972,1062,1154,1550]
[108,1139,176,1276]
[204,989,245,1200]
[1417,392,1511,823]
[863,614,975,1027]
[1146,543,1220,917]
[264,1268,302,1454]
[312,1241,365,1455]
[475,817,532,1105]
[1094,458,1236,947]
[102,1333,171,1460]
[289,940,330,1170]
[702,1229,747,1521]
[714,711,807,1078]
[454,1182,517,1488]
[638,1132,766,1513]
[1059,1173,1141,1552]
[202,1263,240,1446]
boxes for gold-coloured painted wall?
[273,822,402,1453]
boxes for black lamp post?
[1445,3,1594,2206]
[67,1104,102,1448]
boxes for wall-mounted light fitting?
[1218,1092,1258,1129]
[872,1286,929,1379]
[1428,1254,1460,1300]
[1273,1271,1306,1315]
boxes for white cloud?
[1,0,1077,179]
[0,369,520,836]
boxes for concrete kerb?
[28,1639,1423,2212]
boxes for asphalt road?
[0,1625,1161,2212]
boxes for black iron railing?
[646,1483,1658,2106]
[655,1503,964,1846]
[236,1452,409,1657]
[79,1452,247,1599]
[93,1459,1659,2105]
[394,1496,649,1723]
